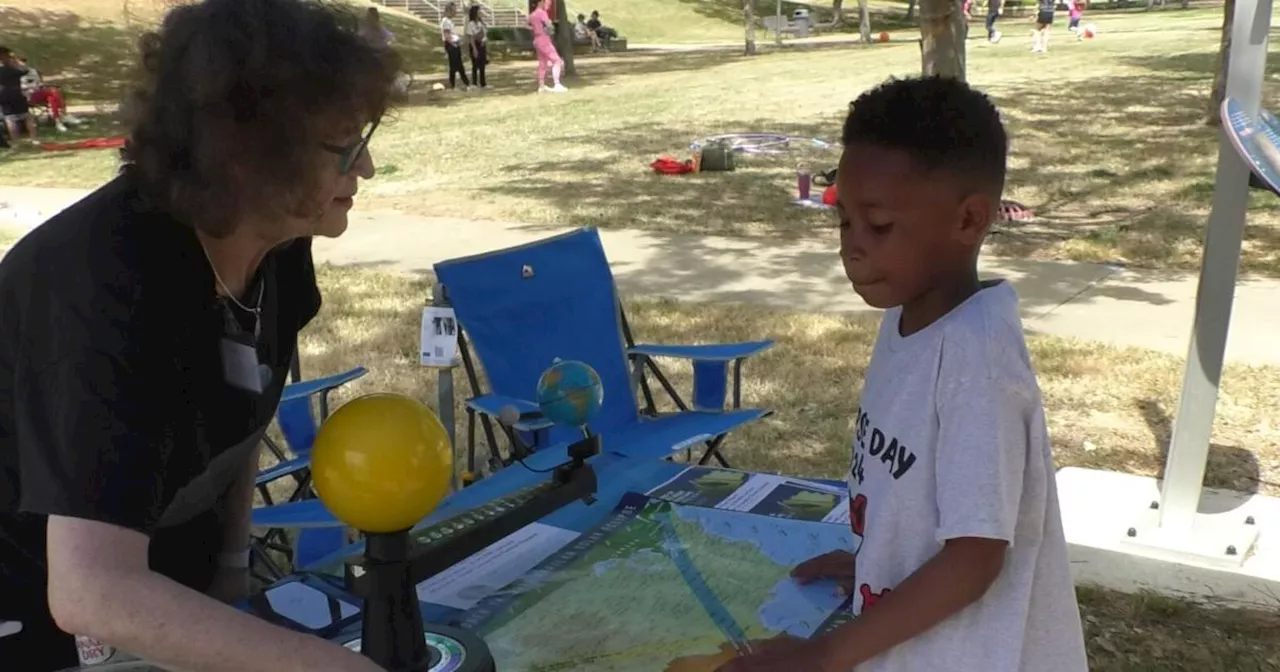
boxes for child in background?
[527,0,566,93]
[466,4,489,89]
[985,0,1003,43]
[18,57,78,133]
[575,12,601,51]
[715,76,1088,672]
[1066,0,1085,39]
[1032,0,1055,52]
[360,7,395,49]
[440,2,472,90]
[0,47,36,146]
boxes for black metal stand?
[353,433,601,671]
[361,532,430,672]
[1249,170,1280,196]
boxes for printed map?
[456,494,856,671]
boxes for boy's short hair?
[843,76,1008,198]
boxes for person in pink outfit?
[528,0,567,93]
[1066,0,1086,39]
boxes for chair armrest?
[627,340,774,362]
[629,341,774,411]
[251,499,342,530]
[255,456,309,487]
[466,394,553,432]
[280,366,368,404]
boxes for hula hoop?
[690,132,835,155]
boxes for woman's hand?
[791,549,857,597]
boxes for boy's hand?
[713,635,835,672]
[791,550,856,596]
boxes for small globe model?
[311,393,453,533]
[536,360,604,427]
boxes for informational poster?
[647,467,850,525]
[420,306,459,367]
[416,522,580,610]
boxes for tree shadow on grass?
[1137,398,1266,499]
[394,48,752,108]
[676,0,811,25]
[671,0,917,34]
[0,7,142,105]
[474,117,843,237]
[987,45,1280,275]
[1122,50,1280,82]
[982,59,1280,272]
[394,42,881,108]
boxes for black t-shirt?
[0,169,322,666]
[1039,0,1055,13]
[0,64,28,109]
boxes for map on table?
[455,493,856,672]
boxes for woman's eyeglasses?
[321,116,381,175]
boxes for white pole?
[776,0,783,44]
[1158,0,1271,528]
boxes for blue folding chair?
[433,227,775,478]
[249,354,368,582]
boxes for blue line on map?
[656,511,751,647]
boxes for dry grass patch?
[1076,585,1280,671]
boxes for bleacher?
[375,0,526,28]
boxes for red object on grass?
[38,136,127,152]
[822,183,837,206]
[650,156,695,175]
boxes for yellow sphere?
[311,393,453,533]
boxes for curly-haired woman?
[0,0,397,670]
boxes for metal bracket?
[1121,504,1260,570]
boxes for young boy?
[1033,0,1055,52]
[0,47,37,145]
[717,77,1088,672]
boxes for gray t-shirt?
[846,280,1087,671]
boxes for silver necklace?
[197,237,264,336]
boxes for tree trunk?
[906,0,918,20]
[859,0,871,42]
[552,0,576,77]
[919,0,966,79]
[745,0,757,54]
[1206,0,1235,126]
[814,0,847,29]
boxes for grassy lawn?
[6,7,1280,274]
[1,221,1278,667]
[0,0,445,103]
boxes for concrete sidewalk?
[3,186,1278,365]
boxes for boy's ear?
[955,192,995,246]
